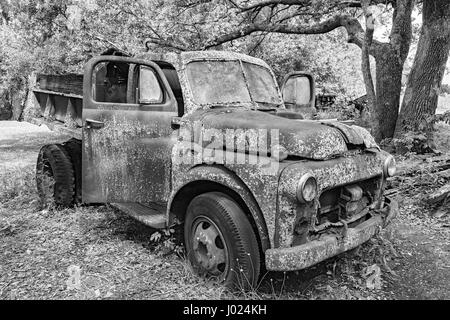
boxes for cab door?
[82,56,179,203]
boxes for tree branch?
[227,0,395,12]
[203,13,385,53]
[144,37,188,52]
[389,0,413,63]
[228,0,311,13]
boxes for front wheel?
[184,192,260,290]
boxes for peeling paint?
[265,197,398,271]
[77,50,398,272]
[276,151,389,248]
[168,163,273,249]
[82,110,177,203]
[180,108,349,160]
[136,50,283,116]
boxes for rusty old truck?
[31,49,398,289]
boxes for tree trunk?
[374,47,405,140]
[360,0,413,141]
[395,0,450,137]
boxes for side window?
[92,61,129,103]
[138,66,163,104]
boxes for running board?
[111,202,167,229]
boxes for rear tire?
[184,192,260,291]
[61,138,82,204]
[36,144,75,208]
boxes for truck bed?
[28,73,83,139]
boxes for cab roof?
[134,50,270,70]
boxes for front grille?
[316,176,381,225]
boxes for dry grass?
[0,191,229,299]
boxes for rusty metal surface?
[111,202,166,229]
[168,164,273,251]
[169,148,284,249]
[276,150,389,248]
[136,50,283,115]
[28,51,399,274]
[82,56,178,203]
[76,51,397,266]
[320,121,364,145]
[82,110,177,203]
[265,197,399,271]
[32,89,83,128]
[166,106,381,248]
[167,108,388,249]
[181,108,349,160]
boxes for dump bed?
[28,73,83,139]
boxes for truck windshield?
[186,60,282,106]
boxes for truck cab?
[35,50,398,289]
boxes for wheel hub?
[192,218,228,277]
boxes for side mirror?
[281,72,316,117]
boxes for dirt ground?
[0,121,449,300]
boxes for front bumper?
[265,197,399,271]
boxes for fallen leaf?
[364,264,382,290]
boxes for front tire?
[184,192,260,290]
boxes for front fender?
[167,164,270,252]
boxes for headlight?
[383,156,396,177]
[296,173,318,203]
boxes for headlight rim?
[296,173,318,203]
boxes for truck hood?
[182,108,378,160]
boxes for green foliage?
[150,227,184,256]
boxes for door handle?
[85,119,105,129]
[171,116,182,129]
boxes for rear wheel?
[36,144,75,208]
[61,139,82,203]
[184,192,260,290]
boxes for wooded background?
[0,0,449,145]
